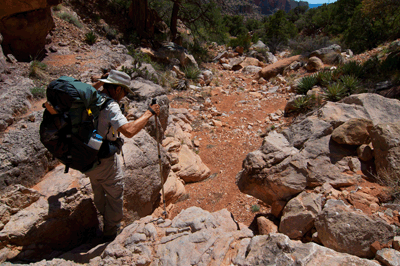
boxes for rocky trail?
[165,67,290,225]
[22,15,293,227]
[3,3,400,265]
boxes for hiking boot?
[102,224,122,243]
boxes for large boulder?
[243,233,379,266]
[310,44,343,64]
[0,180,98,261]
[369,123,400,179]
[0,110,58,190]
[279,191,323,239]
[236,131,307,204]
[315,199,394,258]
[250,40,268,51]
[305,56,324,72]
[339,93,400,125]
[0,0,61,19]
[331,118,373,145]
[0,6,56,61]
[282,116,333,149]
[164,109,194,148]
[175,144,211,183]
[258,55,302,80]
[122,131,171,222]
[0,76,36,132]
[375,248,400,266]
[97,207,252,266]
[163,171,186,206]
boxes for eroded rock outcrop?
[2,206,382,265]
[315,199,394,258]
[0,0,61,61]
[122,131,171,222]
[369,123,400,180]
[237,93,400,259]
[237,93,400,205]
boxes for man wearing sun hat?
[87,70,160,242]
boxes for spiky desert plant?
[338,60,364,78]
[324,83,347,102]
[315,70,334,87]
[85,31,97,45]
[292,95,314,113]
[183,65,201,80]
[340,75,361,94]
[29,60,47,78]
[296,75,317,95]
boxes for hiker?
[87,70,160,241]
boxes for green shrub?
[296,75,317,95]
[251,204,260,213]
[52,4,62,11]
[289,35,332,55]
[29,60,47,78]
[340,75,361,94]
[228,32,251,51]
[128,48,153,65]
[183,65,201,80]
[30,86,46,98]
[185,40,210,65]
[57,12,82,28]
[85,31,97,45]
[315,70,334,87]
[380,51,400,74]
[292,95,314,113]
[337,61,364,78]
[324,83,347,102]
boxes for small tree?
[263,10,297,54]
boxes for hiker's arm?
[118,104,160,138]
[92,81,104,90]
[91,73,108,90]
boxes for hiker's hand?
[101,73,109,79]
[91,75,101,82]
[148,104,160,116]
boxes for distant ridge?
[309,4,323,8]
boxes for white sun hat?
[99,70,134,94]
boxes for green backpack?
[40,76,112,173]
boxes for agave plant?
[338,61,364,78]
[85,31,97,45]
[296,75,317,95]
[292,95,313,112]
[340,75,361,94]
[315,70,334,87]
[324,83,347,102]
[183,65,201,80]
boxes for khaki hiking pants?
[86,154,124,236]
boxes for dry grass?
[374,168,400,200]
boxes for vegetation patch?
[56,12,82,28]
[29,60,47,79]
[183,66,201,81]
[296,75,317,95]
[85,31,97,45]
[30,86,46,99]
